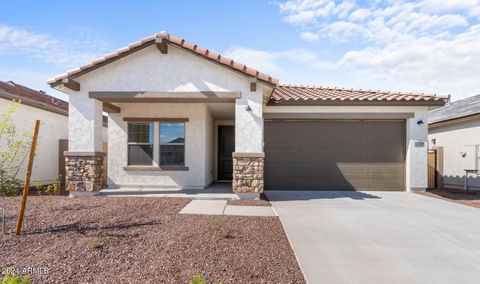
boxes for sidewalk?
[179,200,277,217]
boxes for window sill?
[123,165,189,171]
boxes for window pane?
[128,123,153,144]
[160,145,185,166]
[128,145,153,165]
[160,123,185,144]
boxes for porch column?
[233,89,264,199]
[65,92,105,196]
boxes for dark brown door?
[264,120,405,191]
[218,125,234,180]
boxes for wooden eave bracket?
[250,79,257,92]
[156,38,168,54]
[62,78,80,91]
[103,102,121,113]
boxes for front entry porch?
[99,182,237,199]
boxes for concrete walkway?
[179,200,276,217]
[266,190,480,284]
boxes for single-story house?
[429,94,480,190]
[48,32,449,198]
[0,80,107,185]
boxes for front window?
[127,122,153,165]
[159,123,185,166]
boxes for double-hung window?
[159,123,185,166]
[127,122,153,165]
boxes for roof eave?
[267,100,448,107]
[429,113,480,128]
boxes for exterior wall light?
[417,120,424,125]
[245,105,252,112]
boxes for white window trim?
[127,122,154,166]
[159,122,186,167]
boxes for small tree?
[1,102,33,233]
[0,102,33,195]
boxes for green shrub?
[189,274,206,284]
[1,268,30,284]
[212,219,225,232]
[38,175,62,196]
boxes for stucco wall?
[64,44,267,152]
[264,105,430,191]
[108,103,210,188]
[429,119,480,189]
[0,98,68,184]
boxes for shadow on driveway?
[265,190,382,201]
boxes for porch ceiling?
[208,103,235,120]
[89,91,240,103]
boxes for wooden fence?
[427,149,437,189]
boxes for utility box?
[462,145,479,171]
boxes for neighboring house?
[0,80,108,185]
[428,95,480,190]
[48,32,449,197]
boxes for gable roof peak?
[48,31,278,88]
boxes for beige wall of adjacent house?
[264,105,431,192]
[429,119,480,189]
[0,98,68,185]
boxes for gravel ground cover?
[0,196,304,283]
[418,188,480,209]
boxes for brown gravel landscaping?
[0,196,304,283]
[418,188,480,209]
[227,194,271,207]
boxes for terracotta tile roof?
[0,80,68,115]
[48,31,278,86]
[270,85,450,105]
[0,80,109,126]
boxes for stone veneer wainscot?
[65,152,106,192]
[232,152,264,193]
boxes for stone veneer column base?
[65,151,106,195]
[232,152,264,197]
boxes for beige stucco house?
[429,95,480,190]
[48,32,448,198]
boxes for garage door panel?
[265,120,405,191]
[334,178,366,190]
[334,121,367,134]
[367,164,404,175]
[337,163,367,175]
[368,178,404,190]
[297,149,334,161]
[334,135,367,149]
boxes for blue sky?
[1,0,479,101]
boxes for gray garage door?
[264,120,405,191]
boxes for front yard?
[1,196,304,283]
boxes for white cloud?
[0,25,110,68]
[349,8,371,22]
[419,0,479,14]
[275,0,480,98]
[279,0,335,24]
[224,47,333,76]
[300,31,320,41]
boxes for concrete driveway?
[265,191,480,284]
